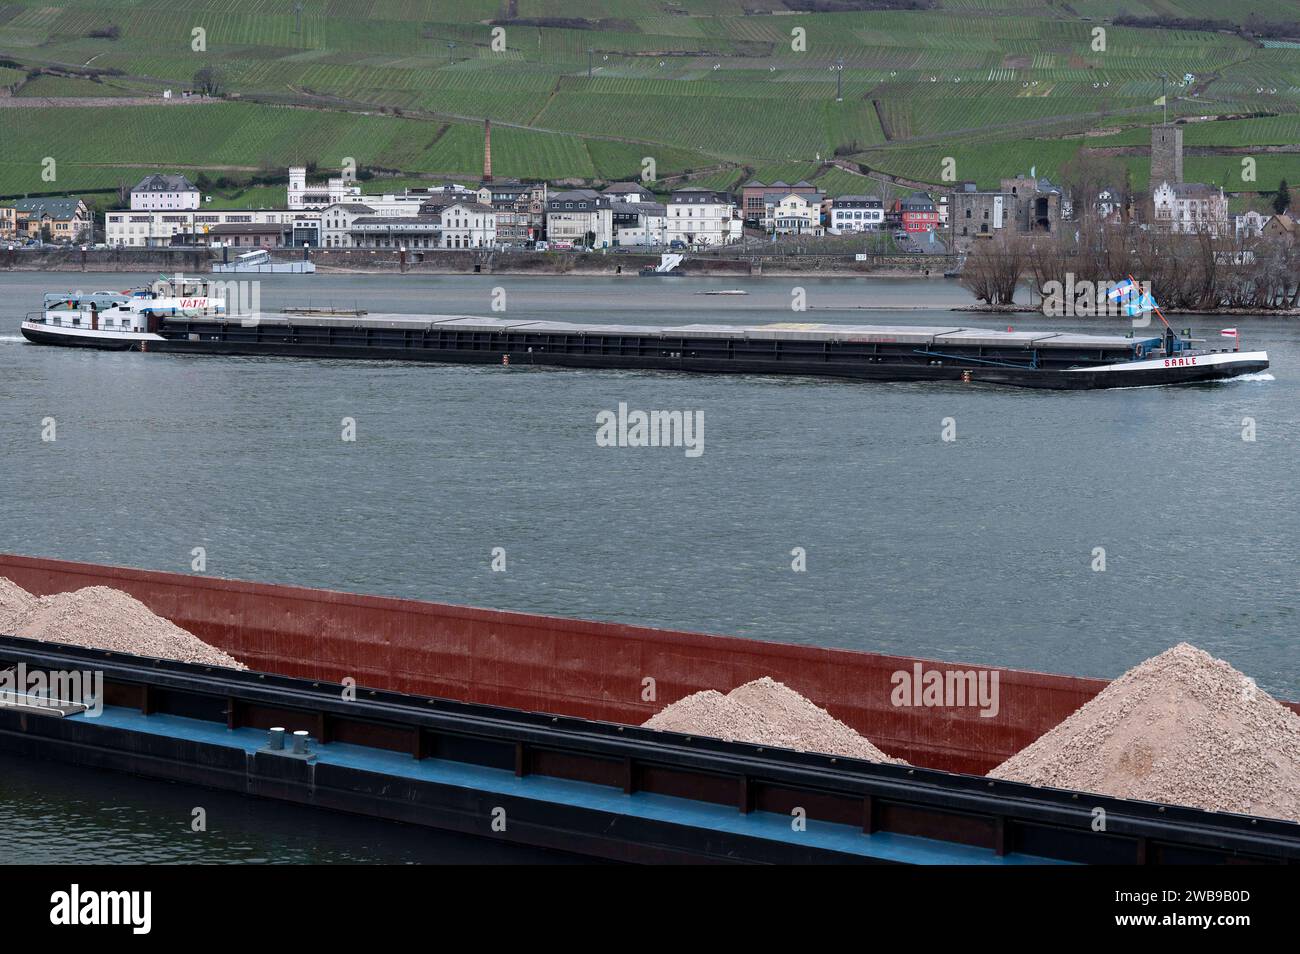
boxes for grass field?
[0,1,1296,200]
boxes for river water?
[0,272,1295,862]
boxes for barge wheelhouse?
[22,279,225,351]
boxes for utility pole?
[588,47,594,79]
[1160,72,1168,124]
[293,0,303,34]
[835,56,844,102]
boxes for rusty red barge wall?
[4,552,1265,777]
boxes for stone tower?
[1150,124,1183,188]
[483,119,492,183]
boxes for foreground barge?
[21,288,1268,388]
[2,555,1297,864]
[5,635,1299,864]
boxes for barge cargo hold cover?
[20,306,1269,389]
[1,554,1298,864]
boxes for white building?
[1234,210,1271,241]
[344,193,426,217]
[829,195,884,234]
[345,215,442,249]
[666,188,740,247]
[766,193,822,236]
[288,166,362,211]
[320,204,378,248]
[1095,187,1123,221]
[130,174,200,211]
[546,190,613,248]
[106,208,308,247]
[437,201,496,249]
[613,202,667,247]
[1151,181,1228,236]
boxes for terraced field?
[0,0,1295,199]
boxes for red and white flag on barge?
[1221,328,1240,351]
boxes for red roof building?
[896,192,939,232]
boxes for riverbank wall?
[1,246,953,279]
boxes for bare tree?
[1059,153,1126,225]
[960,232,1027,305]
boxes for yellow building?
[13,198,92,244]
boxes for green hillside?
[1,0,1296,200]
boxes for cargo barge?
[2,554,1298,864]
[20,283,1268,389]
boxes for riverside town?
[5,115,1297,312]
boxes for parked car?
[669,240,686,250]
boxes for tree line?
[961,225,1299,312]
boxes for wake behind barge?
[22,285,1268,389]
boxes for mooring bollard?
[292,729,310,755]
[267,726,285,750]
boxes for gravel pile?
[644,676,905,764]
[989,643,1300,822]
[0,577,38,635]
[0,578,245,670]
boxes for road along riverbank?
[1,246,954,279]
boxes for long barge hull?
[3,635,1297,865]
[21,315,1269,389]
[2,554,1298,864]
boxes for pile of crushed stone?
[644,676,905,764]
[0,577,38,635]
[0,577,245,670]
[989,642,1300,823]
